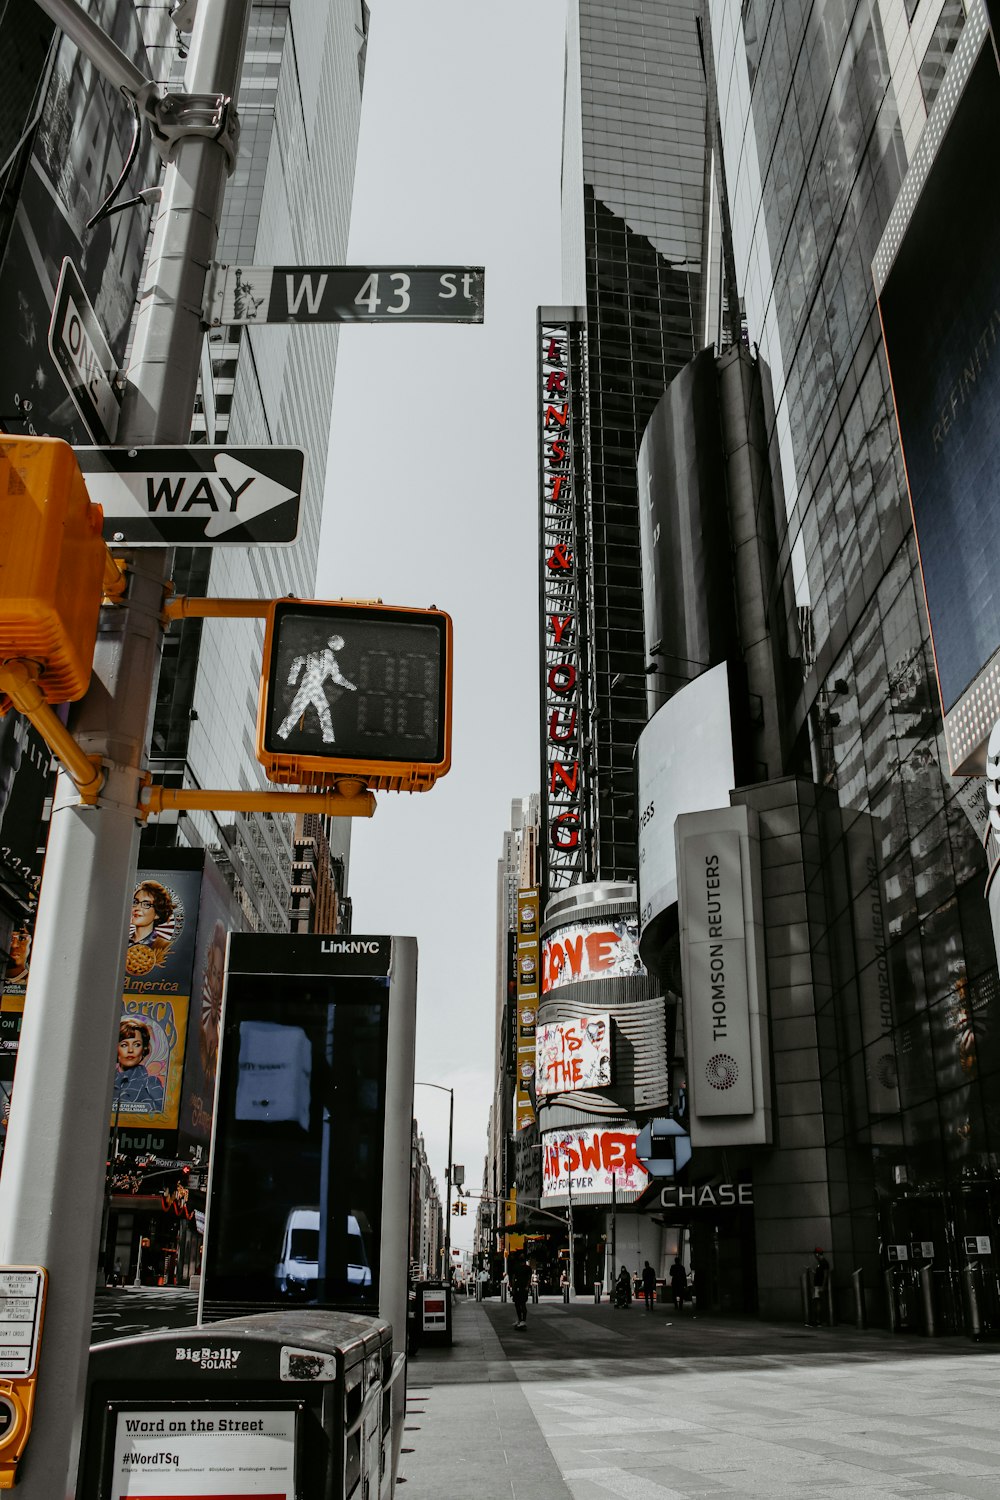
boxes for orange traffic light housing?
[256,599,453,792]
[0,437,106,706]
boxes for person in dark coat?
[669,1256,688,1311]
[809,1248,830,1325]
[641,1260,657,1311]
[508,1251,532,1330]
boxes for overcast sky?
[319,1,568,1251]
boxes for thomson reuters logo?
[706,1053,739,1090]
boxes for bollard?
[962,1263,982,1340]
[800,1269,813,1325]
[851,1268,867,1330]
[593,1281,601,1303]
[884,1269,898,1332]
[501,1281,508,1303]
[562,1283,570,1304]
[919,1265,935,1337]
[531,1282,539,1304]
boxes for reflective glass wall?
[564,0,716,887]
[708,0,1000,1238]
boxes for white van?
[275,1207,372,1298]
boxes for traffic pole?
[0,3,252,1493]
[444,1087,454,1283]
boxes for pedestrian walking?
[809,1247,830,1326]
[669,1256,688,1312]
[641,1260,657,1311]
[508,1250,532,1331]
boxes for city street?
[401,1297,1000,1500]
[90,1287,198,1346]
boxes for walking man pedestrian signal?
[257,599,453,791]
[276,633,357,744]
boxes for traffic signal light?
[460,1201,468,1216]
[451,1202,461,1217]
[0,437,106,704]
[256,599,453,791]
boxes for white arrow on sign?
[88,453,299,538]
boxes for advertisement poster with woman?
[125,871,199,991]
[113,996,189,1130]
[178,854,240,1154]
[113,864,203,1133]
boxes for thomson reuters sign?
[680,830,754,1117]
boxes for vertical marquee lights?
[538,310,592,898]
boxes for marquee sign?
[514,888,540,1132]
[538,311,590,892]
[540,1126,648,1199]
[536,1012,611,1097]
[541,916,644,994]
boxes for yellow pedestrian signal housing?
[0,437,106,705]
[256,599,453,792]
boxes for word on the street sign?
[47,258,121,445]
[204,264,485,326]
[76,446,305,546]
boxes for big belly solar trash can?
[78,1310,402,1499]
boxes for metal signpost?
[1,4,481,1492]
[205,262,485,325]
[76,445,305,546]
[47,258,122,444]
[0,1,254,1491]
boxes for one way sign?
[76,446,304,547]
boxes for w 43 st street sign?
[76,446,304,546]
[204,264,485,326]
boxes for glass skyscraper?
[541,0,1000,1322]
[709,0,1000,1267]
[558,0,720,885]
[144,1,368,930]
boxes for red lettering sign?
[549,760,579,796]
[547,662,577,694]
[585,930,619,973]
[548,709,577,743]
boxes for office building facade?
[534,0,1000,1327]
[546,0,723,891]
[145,0,368,932]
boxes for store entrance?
[655,1208,757,1314]
[879,1185,1000,1336]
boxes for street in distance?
[205,265,485,326]
[76,446,304,546]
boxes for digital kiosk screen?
[202,969,390,1312]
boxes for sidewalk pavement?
[398,1294,1000,1500]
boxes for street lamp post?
[415,1081,454,1284]
[566,1160,575,1295]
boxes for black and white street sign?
[47,258,122,445]
[76,446,305,546]
[204,264,485,326]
